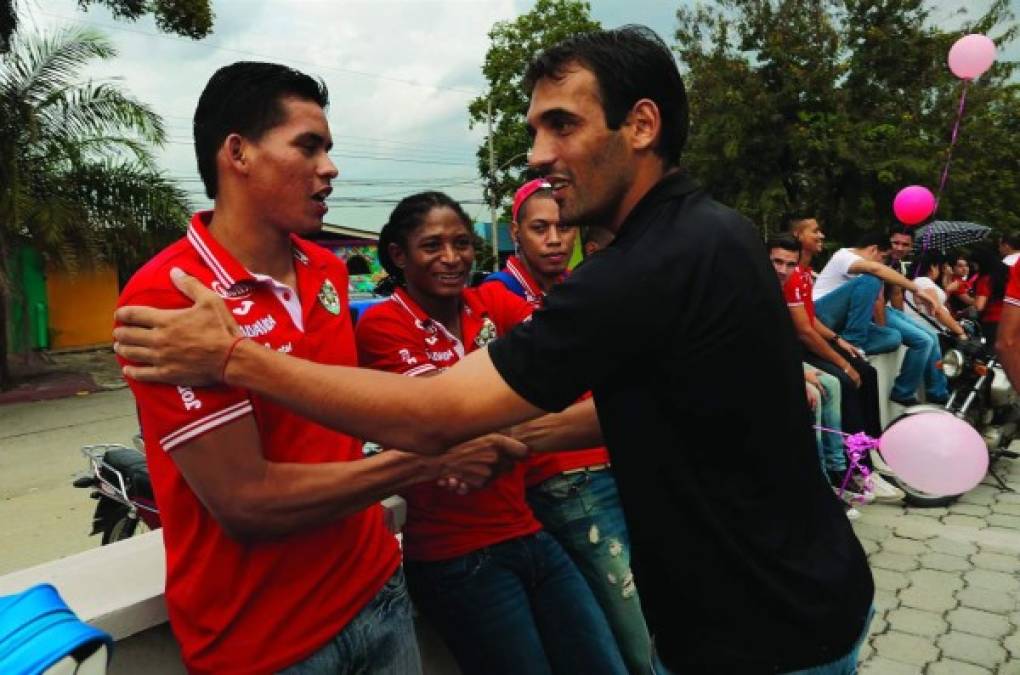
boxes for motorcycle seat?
[101,448,153,500]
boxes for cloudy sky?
[16,0,1018,232]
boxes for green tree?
[1,0,214,52]
[0,27,189,387]
[469,0,600,218]
[674,0,1019,243]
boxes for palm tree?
[0,26,189,388]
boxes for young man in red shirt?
[997,261,1020,388]
[116,62,521,674]
[484,179,651,674]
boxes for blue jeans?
[279,567,421,675]
[805,366,847,478]
[651,607,874,675]
[404,530,627,675]
[884,306,945,400]
[815,276,901,354]
[527,470,653,675]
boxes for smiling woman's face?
[389,206,474,300]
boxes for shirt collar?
[389,286,483,335]
[186,210,323,290]
[505,256,544,302]
[614,170,699,242]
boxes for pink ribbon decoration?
[815,426,879,505]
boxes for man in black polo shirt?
[114,25,874,673]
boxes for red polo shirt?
[1006,263,1020,309]
[783,265,816,326]
[117,212,400,674]
[975,274,1004,324]
[483,256,611,486]
[355,285,542,561]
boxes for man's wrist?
[223,337,254,387]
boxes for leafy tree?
[469,0,600,216]
[0,27,189,387]
[1,0,214,52]
[674,0,1019,243]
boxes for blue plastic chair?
[0,584,113,675]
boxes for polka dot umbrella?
[912,221,991,254]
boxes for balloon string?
[814,426,879,504]
[934,79,970,214]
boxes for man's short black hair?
[1001,230,1020,250]
[855,231,892,251]
[524,25,688,167]
[889,225,914,239]
[194,61,329,199]
[766,234,801,255]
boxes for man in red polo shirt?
[116,62,522,674]
[483,180,652,674]
[997,262,1020,390]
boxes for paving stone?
[964,568,1020,593]
[919,552,973,572]
[1003,632,1020,658]
[869,613,888,636]
[990,501,1020,516]
[927,659,991,675]
[885,607,947,638]
[872,630,939,667]
[950,503,992,517]
[970,551,1019,573]
[859,656,918,674]
[865,503,906,518]
[854,522,893,542]
[856,640,873,663]
[860,538,880,555]
[872,568,910,592]
[1011,610,1020,628]
[873,590,900,613]
[946,607,1012,639]
[956,586,1018,614]
[981,526,1020,538]
[893,520,937,540]
[870,551,920,572]
[928,537,978,557]
[959,487,1000,506]
[905,506,948,518]
[880,537,927,556]
[985,513,1020,529]
[995,491,1020,504]
[907,568,965,593]
[998,661,1020,675]
[937,632,1007,669]
[899,586,957,612]
[941,514,988,529]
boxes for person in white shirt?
[905,251,966,339]
[814,232,940,406]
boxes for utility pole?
[488,96,499,268]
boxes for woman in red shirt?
[355,192,626,675]
[971,246,1009,345]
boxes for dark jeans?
[804,344,882,438]
[527,469,653,675]
[405,530,627,675]
[279,567,421,675]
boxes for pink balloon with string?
[879,409,987,496]
[948,34,996,80]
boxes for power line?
[36,10,483,97]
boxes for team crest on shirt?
[474,317,498,348]
[318,279,340,315]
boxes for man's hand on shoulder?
[114,268,240,386]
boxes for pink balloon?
[948,34,996,80]
[879,410,987,496]
[892,185,935,226]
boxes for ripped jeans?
[527,469,653,675]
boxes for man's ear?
[510,220,522,248]
[224,134,250,176]
[625,99,661,153]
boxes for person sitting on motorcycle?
[945,252,976,318]
[905,251,966,339]
[354,191,627,675]
[971,244,1010,347]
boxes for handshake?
[429,432,531,495]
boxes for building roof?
[320,222,380,241]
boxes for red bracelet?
[222,336,246,382]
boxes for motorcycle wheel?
[101,512,150,544]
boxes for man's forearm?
[225,340,541,452]
[799,328,852,372]
[511,398,603,453]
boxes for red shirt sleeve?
[783,272,803,306]
[1006,265,1020,306]
[976,275,992,298]
[117,286,251,453]
[355,302,438,377]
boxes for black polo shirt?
[489,171,873,672]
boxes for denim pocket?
[422,548,489,589]
[535,472,589,500]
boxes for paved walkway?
[855,460,1020,674]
